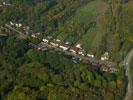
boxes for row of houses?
[31,32,118,73]
[42,36,96,58]
[42,36,109,61]
[9,21,30,34]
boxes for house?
[69,47,78,54]
[78,49,85,56]
[100,65,109,72]
[101,52,109,61]
[18,23,22,27]
[36,32,41,35]
[15,23,19,27]
[10,21,14,26]
[31,34,37,38]
[59,41,70,51]
[87,51,94,58]
[50,40,59,47]
[76,43,82,49]
[43,36,49,43]
[2,2,6,5]
[56,39,61,42]
[65,41,70,45]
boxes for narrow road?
[124,48,133,100]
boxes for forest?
[0,0,133,100]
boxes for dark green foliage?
[0,0,132,100]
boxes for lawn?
[75,0,108,51]
[57,0,108,52]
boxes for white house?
[65,41,70,45]
[70,47,78,54]
[18,23,22,27]
[78,49,85,56]
[43,36,49,43]
[36,32,41,35]
[101,52,109,61]
[58,41,69,51]
[76,43,82,49]
[31,34,37,38]
[87,51,94,58]
[3,2,6,5]
[10,21,14,26]
[56,39,61,42]
[50,40,59,47]
[15,23,19,27]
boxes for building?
[43,36,49,43]
[100,65,109,72]
[36,32,41,35]
[10,21,14,26]
[65,41,70,45]
[87,51,94,58]
[78,49,85,56]
[31,34,37,38]
[75,43,82,49]
[50,40,59,47]
[69,47,78,54]
[101,52,109,61]
[59,42,70,51]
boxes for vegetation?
[130,57,133,95]
[0,0,133,100]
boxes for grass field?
[57,0,108,52]
[75,0,108,51]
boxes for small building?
[65,41,70,45]
[15,23,19,27]
[31,34,37,38]
[69,47,78,54]
[78,49,85,56]
[56,39,61,42]
[76,43,82,49]
[10,21,14,26]
[43,36,49,43]
[18,23,22,27]
[59,41,70,51]
[87,51,94,58]
[36,32,41,35]
[50,40,59,47]
[100,65,109,72]
[101,52,109,61]
[2,2,6,5]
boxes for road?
[124,49,133,100]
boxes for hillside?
[0,0,133,100]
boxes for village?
[0,21,119,73]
